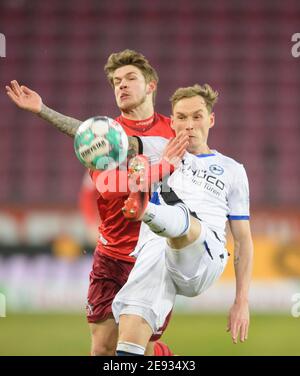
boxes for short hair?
[170,84,219,113]
[104,49,159,102]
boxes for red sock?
[154,341,174,356]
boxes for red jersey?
[92,113,174,262]
[79,171,100,226]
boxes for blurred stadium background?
[0,0,300,355]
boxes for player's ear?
[147,80,157,95]
[209,112,215,128]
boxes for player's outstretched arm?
[38,103,82,137]
[5,80,81,137]
[90,134,188,200]
[227,220,253,344]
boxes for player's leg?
[89,317,118,355]
[89,312,168,356]
[116,314,153,355]
[112,237,176,356]
[116,316,173,356]
[167,215,201,249]
[87,249,172,356]
[166,222,228,297]
[87,251,134,355]
[122,155,201,245]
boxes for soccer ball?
[74,116,128,170]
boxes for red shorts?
[86,251,134,323]
[86,250,172,341]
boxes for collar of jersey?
[119,113,157,131]
[196,153,216,158]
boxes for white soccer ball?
[74,116,128,170]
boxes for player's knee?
[91,342,116,356]
[89,317,118,356]
[168,217,201,249]
[90,329,117,355]
[118,314,153,347]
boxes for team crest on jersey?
[209,164,224,175]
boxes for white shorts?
[112,222,228,335]
[165,222,228,297]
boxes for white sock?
[116,341,145,356]
[142,202,190,238]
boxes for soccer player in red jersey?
[6,50,174,356]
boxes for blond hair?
[104,49,159,103]
[170,84,219,113]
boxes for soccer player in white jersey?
[112,84,254,356]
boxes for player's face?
[171,96,215,153]
[113,65,154,112]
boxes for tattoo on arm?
[127,136,140,160]
[234,256,240,266]
[38,104,82,137]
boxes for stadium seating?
[0,0,299,206]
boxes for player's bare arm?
[39,104,82,137]
[227,220,253,344]
[6,80,81,137]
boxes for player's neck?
[120,101,154,121]
[121,109,154,121]
[189,144,212,155]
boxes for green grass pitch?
[0,313,299,356]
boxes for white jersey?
[113,137,248,332]
[141,136,250,244]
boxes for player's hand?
[5,80,42,113]
[227,300,250,344]
[162,131,189,168]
